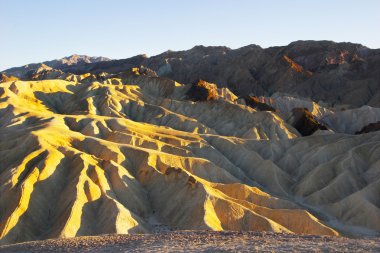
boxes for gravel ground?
[0,231,379,252]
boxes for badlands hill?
[0,41,380,246]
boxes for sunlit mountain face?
[0,41,380,245]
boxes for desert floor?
[0,231,379,253]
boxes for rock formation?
[287,108,328,136]
[242,95,276,112]
[356,121,380,134]
[0,73,18,83]
[186,80,218,102]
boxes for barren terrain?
[1,231,379,252]
[1,42,379,246]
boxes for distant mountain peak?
[46,54,111,68]
[1,54,111,78]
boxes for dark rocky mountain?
[2,41,380,107]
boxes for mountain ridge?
[3,40,380,108]
[2,54,111,77]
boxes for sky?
[1,0,380,71]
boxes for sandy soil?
[0,231,379,252]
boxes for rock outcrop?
[186,80,218,102]
[356,121,380,134]
[287,108,328,136]
[242,95,276,112]
[0,73,18,83]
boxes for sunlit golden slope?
[0,73,379,245]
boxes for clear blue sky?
[1,0,379,71]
